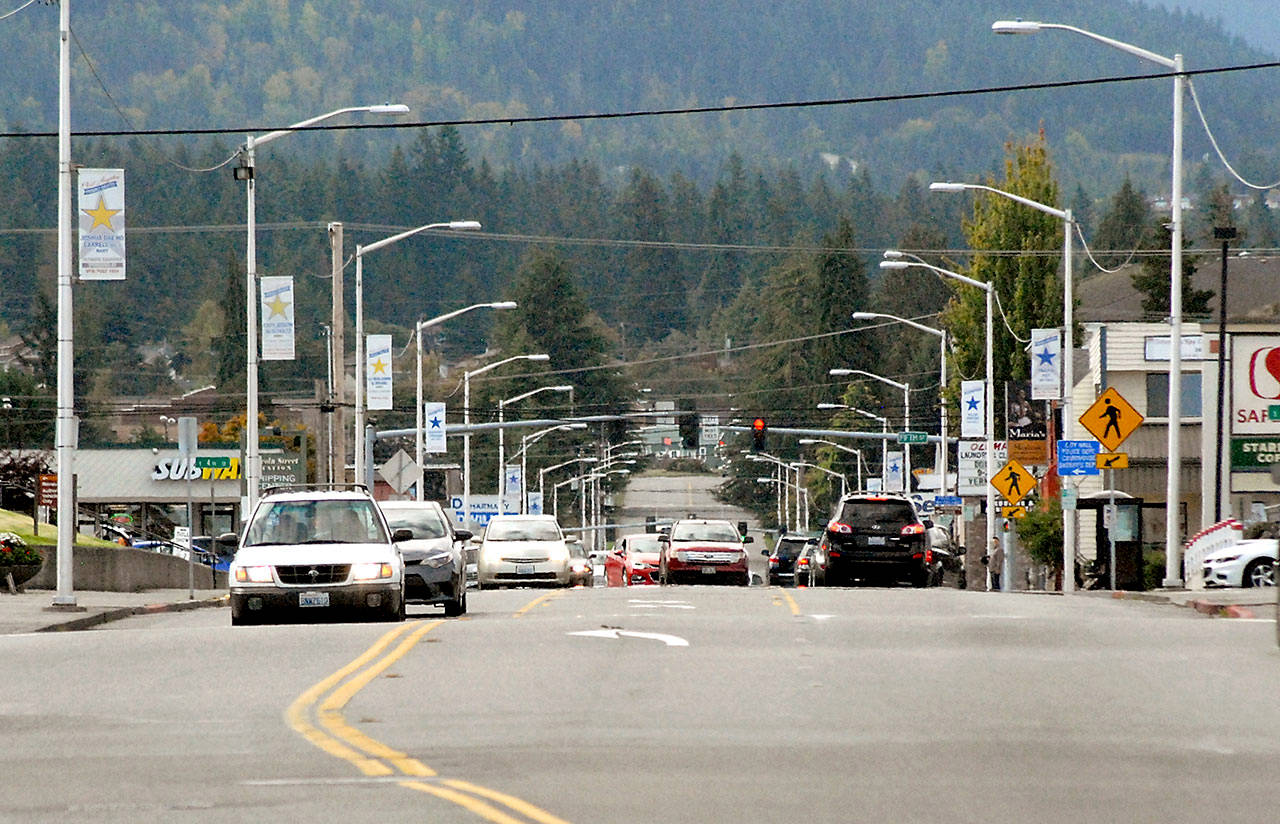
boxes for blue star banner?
[1030,328,1062,400]
[961,380,985,438]
[423,402,447,453]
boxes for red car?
[658,519,752,586]
[605,534,664,586]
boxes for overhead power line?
[2,62,1277,141]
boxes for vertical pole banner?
[366,334,393,410]
[77,168,125,280]
[423,402,446,453]
[259,276,295,360]
[1030,328,1062,400]
[885,450,905,492]
[960,380,985,438]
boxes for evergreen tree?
[1130,223,1213,320]
[1092,176,1152,269]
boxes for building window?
[1145,371,1202,418]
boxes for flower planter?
[1,563,43,592]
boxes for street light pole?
[237,103,408,510]
[992,17,1185,585]
[496,385,573,511]
[829,369,910,490]
[882,256,996,586]
[413,301,517,500]
[461,353,550,531]
[352,220,482,487]
[514,423,589,513]
[852,312,949,495]
[928,182,1076,592]
[799,439,866,492]
[817,403,890,489]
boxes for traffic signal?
[678,411,700,449]
[751,418,767,452]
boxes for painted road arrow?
[568,629,690,647]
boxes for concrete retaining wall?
[27,545,227,592]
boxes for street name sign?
[897,431,928,444]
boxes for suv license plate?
[516,564,534,575]
[701,566,716,575]
[867,536,887,546]
[300,591,329,608]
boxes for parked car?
[604,533,663,586]
[793,542,827,587]
[926,522,967,588]
[378,500,471,616]
[229,486,406,625]
[476,514,576,588]
[819,493,935,587]
[763,533,817,586]
[1202,539,1277,588]
[658,519,752,586]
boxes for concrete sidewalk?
[1084,586,1277,619]
[0,587,227,635]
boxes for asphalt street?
[2,583,1277,823]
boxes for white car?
[476,514,575,588]
[1202,539,1277,588]
[230,487,406,625]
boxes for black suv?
[819,494,935,587]
[763,533,818,586]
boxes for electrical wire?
[1187,77,1280,191]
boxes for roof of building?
[1077,253,1280,324]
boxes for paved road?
[3,585,1277,823]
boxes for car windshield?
[485,520,561,541]
[670,523,740,542]
[837,500,917,525]
[245,499,388,546]
[624,537,662,553]
[383,508,448,539]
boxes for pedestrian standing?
[986,537,1003,591]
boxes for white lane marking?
[568,629,690,647]
[628,599,690,604]
[629,603,695,609]
[808,614,836,621]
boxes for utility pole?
[328,223,346,484]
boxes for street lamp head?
[850,312,880,321]
[489,301,518,310]
[882,249,904,259]
[829,368,853,376]
[755,477,776,484]
[448,220,482,231]
[527,354,551,362]
[817,403,848,410]
[581,457,600,463]
[552,385,574,392]
[368,103,411,115]
[879,260,909,270]
[992,19,1042,34]
[928,181,968,192]
[566,423,588,430]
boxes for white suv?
[229,487,406,625]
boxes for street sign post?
[1080,387,1144,452]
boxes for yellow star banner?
[366,334,393,410]
[260,276,295,361]
[77,169,126,280]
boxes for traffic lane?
[368,585,1280,824]
[0,614,522,824]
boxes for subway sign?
[151,456,242,481]
[1229,437,1280,471]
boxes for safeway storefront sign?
[1231,335,1280,435]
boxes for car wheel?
[1243,557,1275,588]
[738,572,750,587]
[444,588,466,617]
[911,569,931,588]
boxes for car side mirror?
[566,535,581,544]
[454,529,473,542]
[955,545,966,556]
[923,519,934,529]
[760,549,769,557]
[391,528,413,543]
[742,535,754,544]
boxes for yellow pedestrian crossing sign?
[1080,387,1143,452]
[991,458,1035,505]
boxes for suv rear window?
[834,499,917,526]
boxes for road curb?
[35,594,228,633]
[1107,590,1269,619]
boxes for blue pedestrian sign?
[1057,440,1102,476]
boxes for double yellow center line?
[286,595,570,823]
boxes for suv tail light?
[900,523,925,536]
[827,521,853,534]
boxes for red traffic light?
[751,418,767,452]
[752,418,766,432]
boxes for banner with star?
[960,380,985,438]
[366,334,393,410]
[1030,328,1061,400]
[422,401,448,452]
[259,276,295,360]
[423,402,446,452]
[884,450,904,493]
[77,168,126,280]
